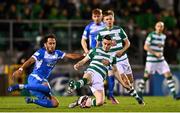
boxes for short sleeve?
[82,25,90,39]
[32,49,44,61]
[87,48,96,60]
[96,33,103,41]
[120,28,128,40]
[56,50,65,59]
[145,33,152,44]
[112,57,117,65]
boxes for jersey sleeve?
[112,57,117,65]
[145,33,152,44]
[120,28,128,40]
[32,49,44,61]
[96,32,103,41]
[82,25,90,39]
[57,50,66,59]
[87,48,96,60]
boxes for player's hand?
[155,52,162,58]
[12,70,23,80]
[83,52,88,56]
[112,39,117,46]
[84,50,89,56]
[116,50,124,57]
[157,43,163,48]
[74,63,81,70]
[101,59,110,66]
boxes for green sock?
[166,76,176,97]
[138,76,149,92]
[143,76,149,82]
[91,98,96,106]
[75,78,88,89]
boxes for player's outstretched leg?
[25,96,59,108]
[128,87,145,105]
[8,84,50,93]
[107,75,119,104]
[8,84,21,92]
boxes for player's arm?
[81,38,89,55]
[81,25,90,55]
[74,55,90,70]
[116,38,130,57]
[96,40,101,47]
[12,57,35,79]
[144,43,162,58]
[96,33,102,47]
[64,53,84,60]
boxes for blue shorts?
[27,75,51,99]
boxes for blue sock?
[33,99,54,108]
[108,75,115,97]
[24,84,50,93]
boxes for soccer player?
[8,34,83,108]
[138,21,180,100]
[81,8,105,55]
[68,35,120,108]
[81,8,118,104]
[96,10,144,105]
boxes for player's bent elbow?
[144,44,149,51]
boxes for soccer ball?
[78,95,92,108]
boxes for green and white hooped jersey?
[97,25,128,62]
[145,31,166,62]
[87,47,116,79]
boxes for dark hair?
[103,35,112,40]
[43,34,56,43]
[92,8,102,15]
[103,10,114,17]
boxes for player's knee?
[52,100,59,108]
[51,96,59,108]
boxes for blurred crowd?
[0,0,179,27]
[0,0,180,64]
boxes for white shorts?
[85,70,104,93]
[145,60,170,75]
[116,59,132,75]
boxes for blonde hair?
[103,10,114,17]
[92,8,102,15]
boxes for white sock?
[19,84,24,89]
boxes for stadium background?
[0,0,180,97]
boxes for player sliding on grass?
[81,8,118,104]
[96,10,145,105]
[8,34,83,108]
[138,21,180,100]
[68,35,144,108]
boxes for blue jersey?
[82,21,105,48]
[31,48,65,79]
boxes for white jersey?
[97,25,128,62]
[87,47,116,79]
[145,31,166,62]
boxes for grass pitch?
[0,96,180,112]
